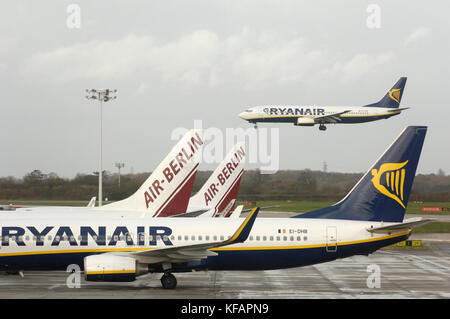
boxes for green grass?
[238,200,450,215]
[0,200,93,207]
[411,222,450,233]
[2,199,450,233]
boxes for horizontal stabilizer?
[367,217,434,233]
[388,107,410,112]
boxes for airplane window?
[263,236,267,241]
[220,236,224,240]
[213,236,217,241]
[191,235,195,241]
[256,236,260,241]
[269,236,274,241]
[276,236,280,241]
[304,236,308,241]
[177,235,181,241]
[283,236,287,241]
[70,236,75,241]
[249,236,253,241]
[297,236,301,241]
[205,235,209,241]
[290,236,294,241]
[198,235,202,241]
[184,235,188,241]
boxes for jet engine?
[295,117,315,126]
[84,254,148,282]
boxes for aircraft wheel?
[161,273,177,289]
[319,125,327,131]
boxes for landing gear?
[160,272,177,289]
[319,124,327,131]
[253,123,258,129]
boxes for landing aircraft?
[0,126,430,289]
[239,77,408,131]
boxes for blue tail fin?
[294,126,427,222]
[364,77,407,108]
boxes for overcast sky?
[1,1,449,178]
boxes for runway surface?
[1,240,449,299]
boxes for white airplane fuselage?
[239,106,403,126]
[0,209,409,272]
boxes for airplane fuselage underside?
[248,113,399,125]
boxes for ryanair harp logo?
[388,89,401,103]
[371,161,408,208]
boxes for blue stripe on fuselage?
[248,113,399,124]
[0,233,408,272]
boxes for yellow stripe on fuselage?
[0,230,409,257]
[86,270,135,275]
[213,230,410,251]
[246,112,401,121]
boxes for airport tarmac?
[0,240,449,299]
[0,212,448,299]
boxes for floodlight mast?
[115,162,125,188]
[85,89,117,206]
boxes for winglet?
[224,207,259,244]
[87,197,96,208]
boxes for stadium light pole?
[115,162,125,188]
[85,89,117,206]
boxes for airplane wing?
[112,207,260,264]
[366,217,433,233]
[313,110,351,123]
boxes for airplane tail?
[364,77,407,108]
[294,126,427,222]
[188,142,246,217]
[100,129,204,216]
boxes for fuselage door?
[326,226,337,252]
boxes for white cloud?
[404,27,432,46]
[22,30,394,89]
[322,52,394,83]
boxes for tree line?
[0,169,449,202]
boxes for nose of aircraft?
[238,112,247,119]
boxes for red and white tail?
[188,142,245,217]
[100,130,204,216]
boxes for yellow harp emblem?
[388,89,401,103]
[371,161,408,208]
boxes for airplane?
[239,77,409,131]
[10,130,205,217]
[184,142,246,218]
[0,126,430,289]
[9,134,245,220]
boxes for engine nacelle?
[295,117,315,126]
[84,254,148,282]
